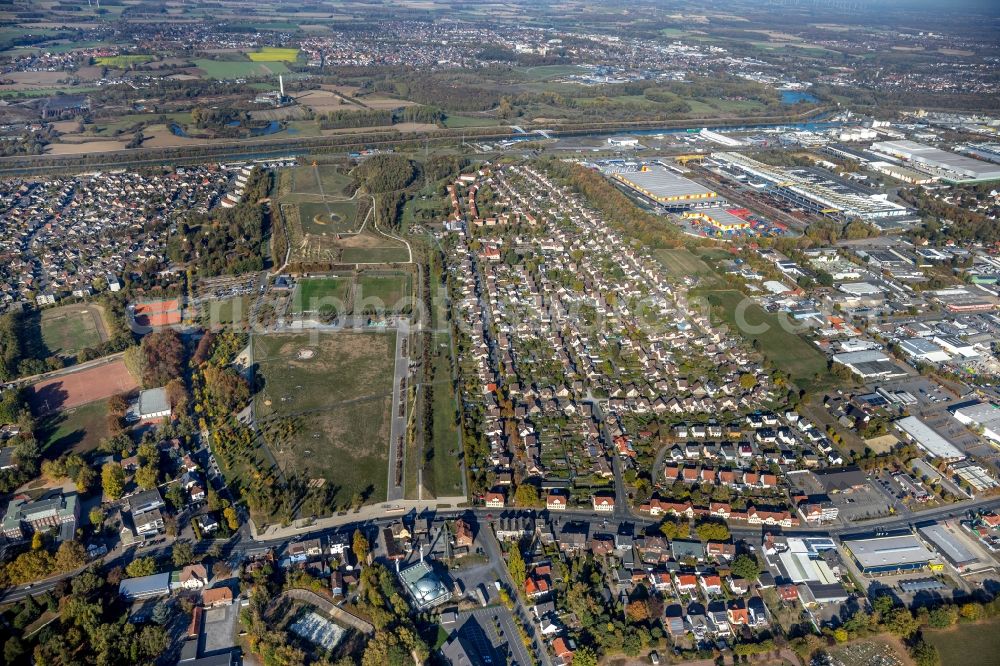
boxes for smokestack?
[279,75,284,97]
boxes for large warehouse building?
[607,164,721,209]
[841,533,936,575]
[895,415,965,461]
[871,140,1000,184]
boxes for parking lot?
[201,597,239,655]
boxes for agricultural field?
[247,47,299,62]
[253,332,397,507]
[95,54,153,67]
[702,289,836,392]
[925,617,1000,666]
[193,58,290,79]
[39,303,108,357]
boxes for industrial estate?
[0,1,1000,666]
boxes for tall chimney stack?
[279,75,284,97]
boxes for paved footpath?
[249,495,467,541]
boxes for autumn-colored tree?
[54,540,87,572]
[625,599,649,622]
[102,462,125,499]
[223,506,239,530]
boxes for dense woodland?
[169,167,271,275]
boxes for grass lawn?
[296,200,360,234]
[703,289,836,392]
[426,335,463,498]
[518,64,588,80]
[39,304,106,356]
[355,274,412,311]
[248,47,299,62]
[340,246,410,264]
[652,248,715,279]
[292,277,351,314]
[193,58,289,79]
[38,399,112,456]
[253,331,396,507]
[203,296,248,327]
[925,617,1000,666]
[443,114,503,128]
[289,165,353,197]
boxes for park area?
[253,332,397,506]
[38,303,109,357]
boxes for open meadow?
[702,289,836,392]
[253,332,397,506]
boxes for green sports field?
[355,274,412,311]
[292,277,351,314]
[39,304,107,356]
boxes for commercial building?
[899,338,951,364]
[870,140,1000,184]
[1,491,79,540]
[950,402,1000,443]
[895,416,965,461]
[917,523,977,570]
[607,136,641,148]
[681,207,751,233]
[831,350,908,381]
[711,152,912,222]
[609,165,720,208]
[841,533,936,574]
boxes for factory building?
[950,402,1000,443]
[917,523,978,571]
[841,533,936,575]
[870,140,1000,184]
[710,152,912,223]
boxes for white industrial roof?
[843,534,935,569]
[895,416,965,460]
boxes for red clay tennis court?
[133,299,182,327]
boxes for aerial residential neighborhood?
[1,1,1000,666]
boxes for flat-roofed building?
[895,416,965,461]
[841,533,935,574]
[951,402,1000,443]
[918,523,977,570]
[870,140,1000,184]
[609,165,720,208]
[118,572,171,600]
